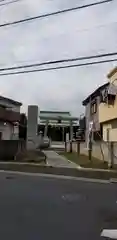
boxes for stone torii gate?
[26,106,78,149]
[39,110,78,142]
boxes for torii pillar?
[27,105,39,150]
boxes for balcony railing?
[0,107,20,122]
[99,102,117,123]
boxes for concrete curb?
[0,161,44,166]
[60,159,117,172]
[59,154,117,173]
[80,167,117,173]
[67,159,82,169]
[0,161,116,173]
[0,170,110,183]
[0,162,117,180]
[58,153,117,172]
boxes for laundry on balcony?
[107,83,117,96]
[100,84,117,104]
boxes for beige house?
[99,67,117,141]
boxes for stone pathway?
[50,141,65,151]
[43,150,79,168]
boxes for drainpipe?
[70,120,73,153]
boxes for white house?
[0,95,22,140]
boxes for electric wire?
[0,0,113,28]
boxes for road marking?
[67,159,82,169]
[110,178,117,183]
[101,229,117,239]
[0,170,110,183]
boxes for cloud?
[0,0,117,116]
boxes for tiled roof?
[0,96,22,106]
[82,82,109,106]
[40,111,78,121]
[40,111,71,117]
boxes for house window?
[0,132,2,140]
[107,94,115,105]
[91,100,97,114]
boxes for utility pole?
[77,140,80,156]
[70,120,73,153]
[107,128,114,168]
[88,130,92,161]
[88,120,93,161]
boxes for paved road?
[44,150,78,168]
[0,172,117,240]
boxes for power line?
[0,0,20,6]
[0,58,117,76]
[0,0,20,3]
[75,21,117,34]
[0,52,117,72]
[0,0,113,28]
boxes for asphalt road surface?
[0,172,117,240]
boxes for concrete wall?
[79,141,109,161]
[68,141,117,164]
[0,140,25,160]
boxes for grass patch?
[60,152,117,170]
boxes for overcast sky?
[0,0,117,116]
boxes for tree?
[19,113,27,140]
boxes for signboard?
[86,121,93,149]
[66,133,69,142]
[89,121,93,131]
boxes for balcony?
[99,101,117,123]
[0,107,20,122]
